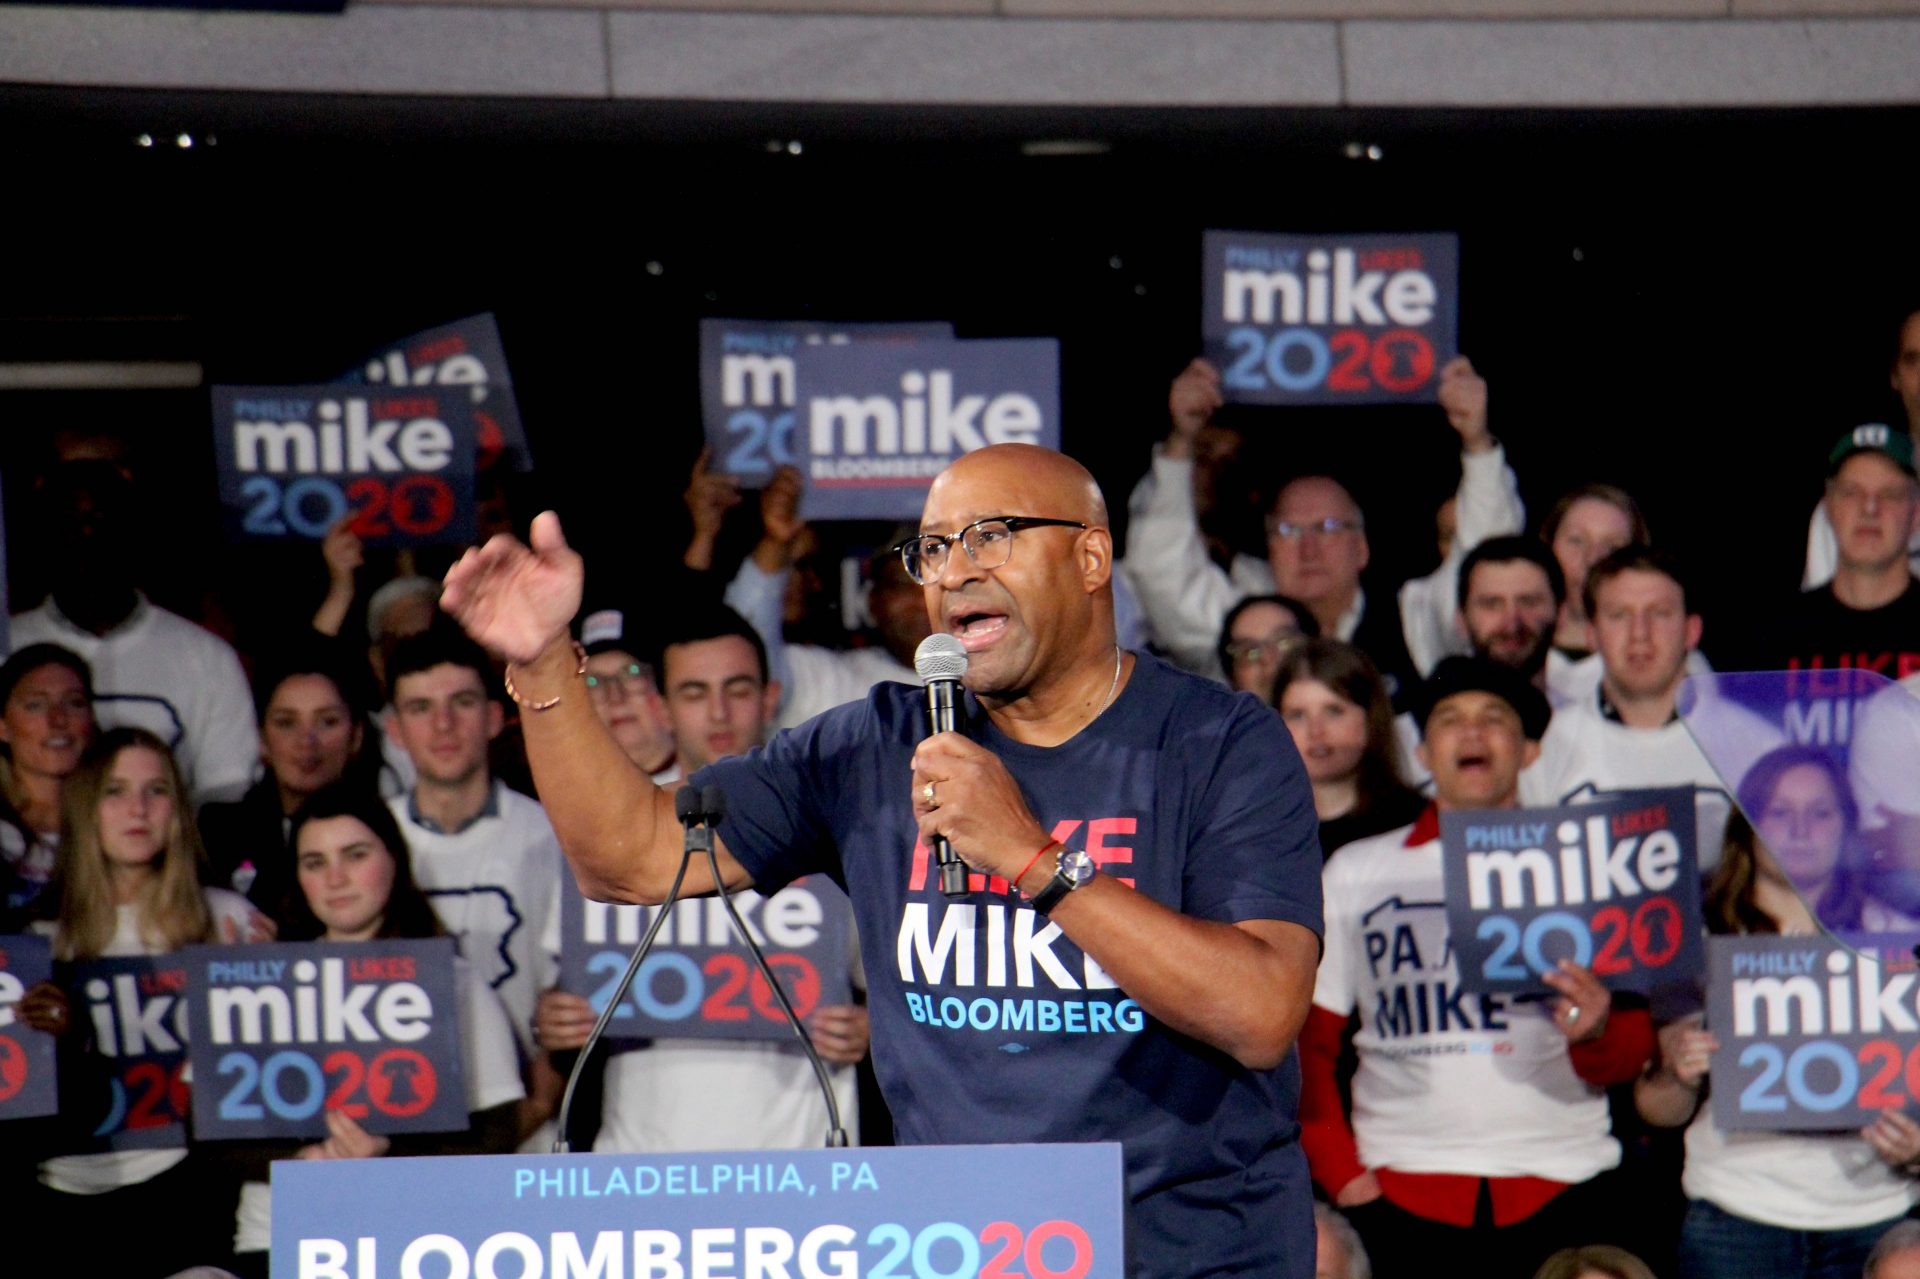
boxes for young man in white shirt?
[1524,546,1780,867]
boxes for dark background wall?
[4,87,1915,662]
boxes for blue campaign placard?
[1708,932,1920,1132]
[788,337,1061,521]
[0,934,58,1122]
[273,1142,1126,1279]
[344,313,532,473]
[186,938,468,1141]
[1201,230,1459,405]
[699,318,954,489]
[1441,788,1703,997]
[558,875,854,1044]
[67,954,192,1150]
[211,383,477,548]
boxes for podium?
[273,1142,1125,1277]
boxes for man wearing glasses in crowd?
[443,442,1324,1277]
[1125,355,1522,703]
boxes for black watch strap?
[1030,850,1082,916]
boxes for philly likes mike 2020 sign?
[699,320,1058,521]
[1202,231,1458,405]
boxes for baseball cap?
[1828,423,1916,478]
[1411,655,1552,742]
[576,604,648,659]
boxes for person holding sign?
[22,727,266,1279]
[442,443,1324,1279]
[216,784,524,1279]
[1634,752,1920,1279]
[535,604,866,1154]
[1125,355,1522,700]
[1302,657,1649,1279]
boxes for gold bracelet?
[504,641,587,712]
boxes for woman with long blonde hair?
[18,726,266,1276]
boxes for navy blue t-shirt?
[693,651,1323,1277]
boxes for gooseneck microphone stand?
[553,785,848,1151]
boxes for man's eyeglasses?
[1268,516,1363,541]
[892,516,1088,586]
[584,662,655,702]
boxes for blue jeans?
[1678,1198,1904,1279]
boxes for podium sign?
[274,1143,1125,1277]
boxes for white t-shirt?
[9,596,260,806]
[1683,1102,1917,1231]
[232,956,525,1253]
[1849,674,1920,825]
[1523,689,1783,871]
[392,783,562,1062]
[37,888,259,1195]
[1315,823,1620,1184]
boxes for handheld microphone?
[914,634,971,898]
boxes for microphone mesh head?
[915,633,969,681]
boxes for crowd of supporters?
[7,305,1920,1278]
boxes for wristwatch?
[1031,847,1097,916]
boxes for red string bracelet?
[1012,840,1062,894]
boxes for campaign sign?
[789,337,1061,521]
[0,934,58,1121]
[211,384,476,548]
[699,319,953,488]
[1202,230,1459,405]
[1709,932,1920,1132]
[345,313,532,473]
[68,954,192,1150]
[1442,788,1703,996]
[273,1142,1125,1279]
[185,938,467,1141]
[559,875,853,1043]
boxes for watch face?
[1062,848,1096,887]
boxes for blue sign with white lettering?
[344,313,532,473]
[273,1143,1126,1279]
[1202,230,1458,405]
[1708,933,1920,1131]
[211,384,476,547]
[1441,790,1703,997]
[185,939,468,1141]
[66,954,192,1151]
[699,319,954,490]
[0,934,58,1122]
[557,875,853,1044]
[787,337,1061,521]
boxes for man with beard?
[1456,537,1565,706]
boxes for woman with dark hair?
[1636,746,1920,1279]
[218,782,523,1279]
[1702,743,1913,935]
[1540,484,1649,659]
[18,727,265,1277]
[199,637,383,912]
[1271,638,1423,858]
[0,643,95,923]
[1216,592,1318,701]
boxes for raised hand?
[1436,355,1491,450]
[1166,358,1223,458]
[441,511,583,665]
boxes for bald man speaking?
[443,444,1324,1276]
